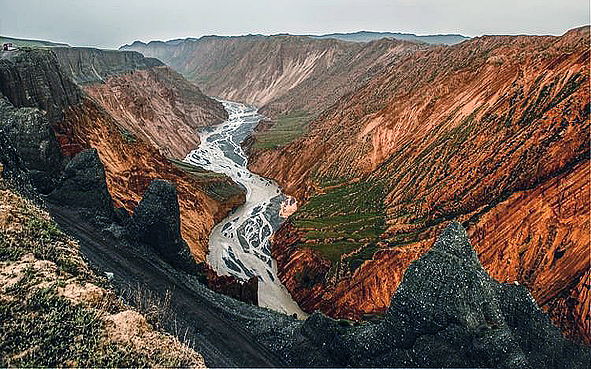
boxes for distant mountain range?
[0,36,70,48]
[307,30,470,45]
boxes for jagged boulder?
[0,96,63,193]
[47,148,114,218]
[298,222,590,368]
[127,179,196,273]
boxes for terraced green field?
[292,180,387,278]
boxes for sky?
[1,0,589,49]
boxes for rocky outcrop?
[196,262,258,305]
[83,66,227,158]
[0,48,81,123]
[127,179,196,272]
[0,96,63,193]
[289,222,591,368]
[52,47,163,85]
[250,26,591,343]
[235,222,590,367]
[47,148,115,218]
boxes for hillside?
[122,34,427,149]
[0,47,241,261]
[0,177,205,367]
[248,26,591,344]
[52,47,164,85]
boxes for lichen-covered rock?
[48,148,114,217]
[0,96,63,193]
[127,179,196,273]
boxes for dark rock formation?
[0,125,35,198]
[47,148,114,218]
[52,47,164,85]
[274,222,590,367]
[127,179,197,273]
[196,262,258,305]
[0,48,81,123]
[0,96,63,193]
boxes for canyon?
[0,46,240,261]
[0,24,589,367]
[249,26,591,345]
[126,27,590,344]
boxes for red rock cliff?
[251,26,590,344]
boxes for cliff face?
[55,96,242,261]
[52,47,164,85]
[84,66,227,158]
[0,48,81,123]
[0,47,243,261]
[250,26,590,343]
[122,36,426,118]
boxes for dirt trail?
[47,204,287,368]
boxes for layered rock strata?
[249,26,591,343]
[0,47,243,261]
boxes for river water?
[184,100,306,318]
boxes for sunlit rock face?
[248,26,590,343]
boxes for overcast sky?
[1,0,589,49]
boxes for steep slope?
[123,35,365,107]
[83,66,228,158]
[52,47,164,85]
[121,35,425,117]
[249,26,590,343]
[53,47,228,159]
[0,178,205,367]
[0,47,243,261]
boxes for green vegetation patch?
[253,110,313,149]
[0,286,142,367]
[168,158,245,202]
[291,180,388,279]
[0,193,91,279]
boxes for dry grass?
[0,179,206,367]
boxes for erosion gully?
[185,100,306,319]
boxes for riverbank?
[184,100,306,318]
